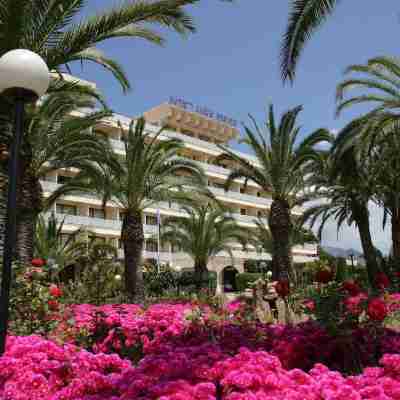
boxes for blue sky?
[72,0,400,252]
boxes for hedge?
[235,273,263,292]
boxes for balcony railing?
[210,186,272,208]
[43,213,158,235]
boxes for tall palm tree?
[0,0,198,262]
[0,83,116,263]
[218,105,331,279]
[56,117,206,301]
[161,201,251,288]
[334,56,400,267]
[254,214,317,254]
[281,0,340,81]
[302,146,380,287]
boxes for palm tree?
[254,214,317,254]
[35,213,117,283]
[302,146,380,287]
[334,56,400,267]
[281,0,340,81]
[0,0,198,262]
[218,105,331,280]
[161,201,251,288]
[0,84,116,263]
[56,117,206,301]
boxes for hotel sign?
[169,97,237,128]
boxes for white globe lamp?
[0,49,50,100]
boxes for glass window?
[240,188,245,194]
[240,208,247,216]
[145,215,158,226]
[89,207,105,219]
[56,203,77,216]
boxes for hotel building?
[41,94,317,293]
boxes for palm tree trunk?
[353,201,379,288]
[268,199,293,280]
[391,209,400,263]
[194,261,207,290]
[121,210,144,303]
[15,164,42,264]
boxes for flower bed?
[3,334,400,399]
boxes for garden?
[3,257,400,399]
[1,0,400,399]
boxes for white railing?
[43,213,158,235]
[210,187,272,207]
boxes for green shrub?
[236,273,263,292]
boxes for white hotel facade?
[41,96,317,293]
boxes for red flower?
[31,258,45,267]
[49,284,63,298]
[303,300,315,312]
[48,300,59,312]
[275,279,290,298]
[376,273,390,290]
[367,298,388,321]
[315,268,333,284]
[342,280,361,296]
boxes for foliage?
[218,105,331,278]
[161,200,250,287]
[235,272,264,292]
[9,260,64,337]
[281,0,340,82]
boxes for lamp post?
[0,49,49,355]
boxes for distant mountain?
[322,246,363,259]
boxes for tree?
[58,117,206,301]
[254,214,317,254]
[335,56,400,266]
[0,0,198,262]
[219,105,331,279]
[161,201,250,289]
[281,0,340,82]
[0,83,116,263]
[302,146,380,287]
[35,213,116,276]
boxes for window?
[145,240,158,252]
[119,212,126,221]
[56,203,77,216]
[240,188,245,194]
[199,135,209,142]
[257,211,263,218]
[240,208,247,216]
[257,192,262,197]
[89,207,105,219]
[57,175,73,184]
[118,239,123,249]
[145,215,158,226]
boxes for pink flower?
[343,293,368,316]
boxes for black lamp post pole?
[0,97,25,355]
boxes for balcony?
[43,213,158,235]
[210,186,272,208]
